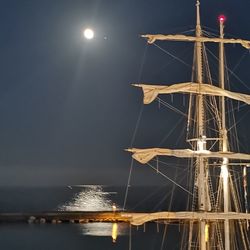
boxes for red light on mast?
[218,14,226,23]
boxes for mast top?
[219,14,226,23]
[196,0,201,29]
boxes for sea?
[0,185,184,249]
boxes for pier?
[1,211,250,225]
[0,211,132,224]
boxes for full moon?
[83,28,94,39]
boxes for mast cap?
[218,14,226,23]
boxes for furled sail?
[128,211,250,226]
[126,148,250,164]
[141,34,250,50]
[133,82,250,105]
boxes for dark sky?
[0,0,249,186]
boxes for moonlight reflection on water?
[59,185,119,211]
[59,186,126,239]
[80,222,128,241]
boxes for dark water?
[0,186,184,249]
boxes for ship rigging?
[126,1,250,249]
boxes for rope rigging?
[147,162,193,195]
[123,44,148,210]
[151,42,192,68]
[206,47,250,92]
[124,14,250,248]
[124,28,199,210]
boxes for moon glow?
[83,28,94,39]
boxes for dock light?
[83,28,94,39]
[218,15,226,23]
[112,204,117,212]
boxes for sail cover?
[127,148,250,164]
[141,34,250,49]
[128,211,250,226]
[134,82,250,105]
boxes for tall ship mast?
[126,1,250,249]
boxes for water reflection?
[112,223,118,242]
[80,222,128,242]
[59,185,126,241]
[59,185,119,211]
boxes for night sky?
[0,0,249,186]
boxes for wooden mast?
[195,1,208,249]
[127,0,250,248]
[219,15,230,250]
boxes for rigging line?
[124,44,148,211]
[158,98,185,116]
[204,102,247,124]
[152,185,180,211]
[226,49,241,152]
[164,167,190,181]
[202,25,219,35]
[202,30,218,38]
[123,159,134,210]
[157,97,188,118]
[149,45,193,78]
[168,167,178,211]
[152,42,192,68]
[152,159,190,169]
[130,44,148,147]
[230,50,248,73]
[208,139,219,151]
[228,129,249,153]
[147,162,193,195]
[158,25,195,35]
[129,103,144,147]
[156,159,190,174]
[159,169,179,249]
[204,98,218,121]
[131,186,172,210]
[230,174,242,185]
[158,98,220,134]
[202,25,240,39]
[206,47,250,91]
[160,224,168,250]
[230,115,240,153]
[175,119,187,148]
[227,108,250,132]
[158,115,185,146]
[229,103,248,112]
[180,29,196,34]
[129,224,132,250]
[205,32,218,39]
[225,56,242,153]
[137,43,148,82]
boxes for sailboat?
[126,0,250,249]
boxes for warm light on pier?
[112,204,117,212]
